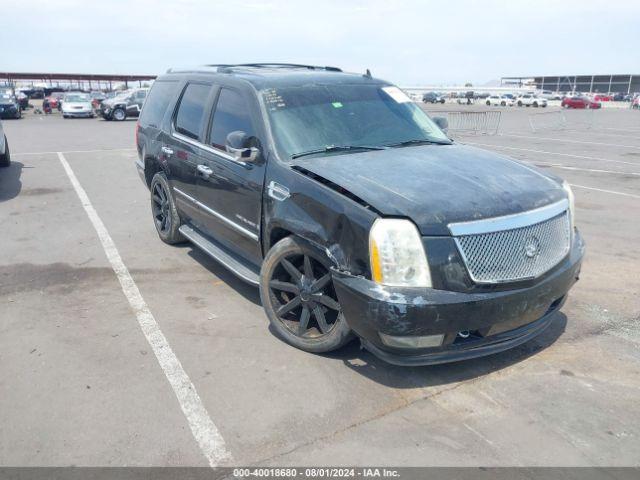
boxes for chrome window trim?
[173,187,259,242]
[448,199,569,236]
[171,131,249,167]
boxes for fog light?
[379,332,444,349]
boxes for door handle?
[161,146,174,156]
[197,164,214,178]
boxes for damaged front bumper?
[332,231,584,366]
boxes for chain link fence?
[438,110,502,135]
[529,109,595,132]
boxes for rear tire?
[517,100,523,107]
[150,172,184,244]
[260,236,353,354]
[0,137,10,168]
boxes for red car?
[561,96,601,109]
[44,92,65,110]
[593,94,612,102]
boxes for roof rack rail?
[204,63,343,73]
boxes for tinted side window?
[175,83,212,140]
[209,88,255,150]
[139,81,178,126]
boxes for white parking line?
[570,183,640,199]
[13,148,136,156]
[465,142,640,166]
[531,161,640,177]
[497,133,640,150]
[57,152,231,467]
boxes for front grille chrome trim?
[449,200,571,284]
[448,199,568,236]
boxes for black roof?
[161,64,388,89]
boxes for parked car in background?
[0,120,10,167]
[593,94,612,102]
[631,96,640,109]
[16,91,29,109]
[135,63,584,366]
[612,92,627,101]
[99,88,148,121]
[45,92,65,111]
[485,95,513,106]
[422,92,445,104]
[90,91,107,110]
[516,94,547,107]
[62,92,95,118]
[0,93,22,119]
[561,95,601,109]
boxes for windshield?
[65,94,90,103]
[0,93,15,103]
[262,84,450,160]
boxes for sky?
[1,0,639,86]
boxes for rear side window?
[209,88,255,150]
[139,81,178,127]
[175,83,212,140]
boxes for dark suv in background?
[135,63,584,366]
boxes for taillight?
[135,121,140,147]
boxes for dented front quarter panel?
[262,158,378,276]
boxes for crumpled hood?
[292,144,565,236]
[102,96,127,107]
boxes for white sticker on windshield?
[382,86,411,103]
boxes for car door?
[194,86,265,265]
[163,82,217,223]
[128,90,147,116]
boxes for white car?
[61,92,94,118]
[516,94,547,108]
[485,95,514,106]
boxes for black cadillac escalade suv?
[135,63,584,366]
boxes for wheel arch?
[262,164,378,277]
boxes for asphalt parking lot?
[1,105,639,467]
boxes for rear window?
[140,81,178,127]
[174,83,212,139]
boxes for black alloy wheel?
[260,237,353,353]
[152,181,171,235]
[149,172,184,244]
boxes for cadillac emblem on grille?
[448,200,571,284]
[524,236,540,258]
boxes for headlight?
[369,218,432,287]
[562,181,575,232]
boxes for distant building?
[501,74,640,94]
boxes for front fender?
[263,161,378,276]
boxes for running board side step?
[178,224,260,285]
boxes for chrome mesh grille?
[454,211,570,283]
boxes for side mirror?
[433,116,448,132]
[226,130,260,164]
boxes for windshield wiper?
[386,139,452,148]
[291,145,388,159]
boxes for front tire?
[150,172,184,244]
[260,237,353,353]
[112,108,126,121]
[0,137,10,167]
[517,100,523,107]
